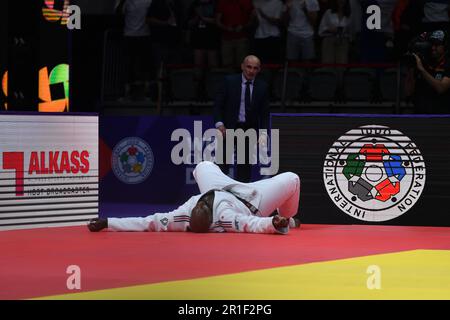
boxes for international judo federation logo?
[112,137,154,184]
[323,125,426,222]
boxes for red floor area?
[1,224,450,299]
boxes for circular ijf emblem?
[323,125,426,222]
[112,137,154,184]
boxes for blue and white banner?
[99,116,215,210]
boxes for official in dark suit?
[213,55,270,182]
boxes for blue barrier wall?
[99,116,214,214]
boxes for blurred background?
[1,0,449,115]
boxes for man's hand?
[272,215,289,231]
[413,53,425,73]
[258,133,268,147]
[217,125,226,137]
[88,218,108,232]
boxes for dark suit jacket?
[214,74,270,130]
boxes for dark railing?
[100,28,410,115]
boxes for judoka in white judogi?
[103,161,300,234]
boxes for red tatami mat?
[1,224,450,299]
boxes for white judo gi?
[108,161,300,234]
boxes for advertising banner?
[0,113,98,230]
[100,116,215,211]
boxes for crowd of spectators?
[114,0,450,101]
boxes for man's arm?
[102,196,199,232]
[219,209,289,234]
[414,54,450,94]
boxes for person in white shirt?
[253,0,286,63]
[318,0,352,64]
[117,0,153,99]
[285,0,320,62]
[88,161,301,234]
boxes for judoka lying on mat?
[88,161,300,234]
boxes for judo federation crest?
[112,137,154,184]
[323,125,426,222]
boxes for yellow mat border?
[36,249,450,300]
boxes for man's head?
[189,200,212,233]
[429,30,447,60]
[241,55,261,81]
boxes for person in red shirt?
[215,0,256,69]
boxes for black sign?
[273,114,450,227]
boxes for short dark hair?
[189,200,212,233]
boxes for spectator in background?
[422,0,450,32]
[347,0,361,33]
[285,0,320,63]
[187,0,220,69]
[347,0,362,61]
[318,0,331,19]
[147,0,182,70]
[392,0,425,60]
[378,0,397,61]
[392,1,450,60]
[216,0,256,69]
[318,0,352,64]
[117,0,153,100]
[252,0,286,64]
[316,0,331,51]
[404,30,450,114]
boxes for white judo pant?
[193,161,300,218]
